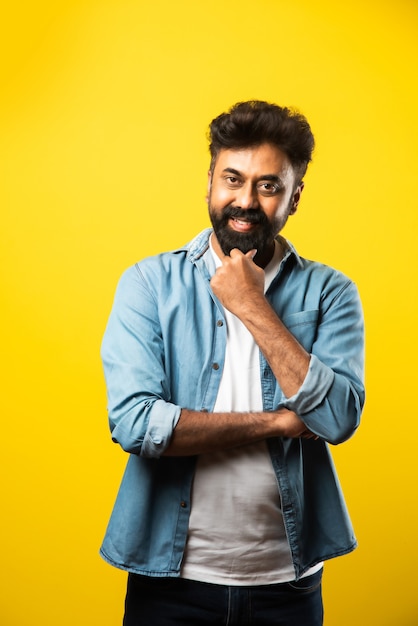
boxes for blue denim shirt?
[100,228,365,580]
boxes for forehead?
[213,143,294,180]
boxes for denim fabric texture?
[123,570,324,625]
[100,228,365,580]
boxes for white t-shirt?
[181,238,320,585]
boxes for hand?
[273,409,319,440]
[210,249,265,317]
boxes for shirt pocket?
[281,309,319,352]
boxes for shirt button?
[180,501,187,508]
[212,363,220,370]
[217,320,224,327]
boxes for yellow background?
[1,1,417,624]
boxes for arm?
[101,266,182,458]
[101,263,315,459]
[210,248,310,397]
[164,407,316,456]
[210,248,365,445]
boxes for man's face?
[208,143,303,267]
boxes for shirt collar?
[184,228,303,270]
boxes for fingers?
[228,248,257,259]
[301,431,320,440]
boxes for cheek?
[274,195,294,215]
[264,200,284,221]
[209,187,233,208]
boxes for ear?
[289,182,304,215]
[206,170,212,203]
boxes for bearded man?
[100,100,365,626]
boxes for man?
[100,101,365,625]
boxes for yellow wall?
[1,1,417,624]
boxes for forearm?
[238,296,310,398]
[209,250,310,398]
[163,407,313,456]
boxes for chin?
[217,232,265,257]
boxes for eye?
[257,181,281,196]
[224,176,242,187]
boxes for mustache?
[221,205,268,225]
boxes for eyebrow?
[222,168,283,185]
[222,168,242,177]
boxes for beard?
[208,202,290,258]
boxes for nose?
[235,182,258,209]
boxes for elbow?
[326,417,359,445]
[306,385,365,446]
[107,398,180,459]
[109,420,145,456]
[324,390,364,446]
[110,426,167,458]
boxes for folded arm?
[210,248,365,445]
[164,407,316,456]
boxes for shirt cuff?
[282,354,334,415]
[141,399,182,457]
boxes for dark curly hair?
[208,100,315,182]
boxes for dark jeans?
[123,569,323,625]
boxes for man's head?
[208,100,314,183]
[207,101,315,267]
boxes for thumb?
[245,249,257,260]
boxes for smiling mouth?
[229,217,259,232]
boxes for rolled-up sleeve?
[282,280,365,445]
[284,354,335,414]
[101,266,181,458]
